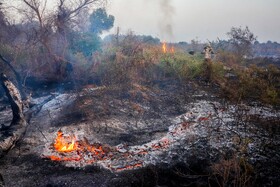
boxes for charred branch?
[0,54,26,100]
[0,73,27,157]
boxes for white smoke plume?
[158,0,175,40]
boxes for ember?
[115,163,143,172]
[48,155,81,162]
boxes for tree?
[11,0,106,80]
[89,8,114,34]
[227,26,257,58]
[70,32,101,56]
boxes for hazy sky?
[105,0,280,43]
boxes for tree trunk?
[0,73,27,157]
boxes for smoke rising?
[158,0,175,40]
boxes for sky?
[104,0,280,43]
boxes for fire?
[162,42,175,54]
[162,42,167,53]
[171,46,175,54]
[53,130,78,152]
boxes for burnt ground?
[0,78,280,187]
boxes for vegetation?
[89,8,115,34]
[227,26,257,59]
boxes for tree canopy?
[89,8,114,34]
[227,26,257,58]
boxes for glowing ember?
[115,163,143,172]
[162,42,167,53]
[48,155,81,161]
[54,130,78,152]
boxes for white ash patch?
[40,101,228,171]
[40,99,279,172]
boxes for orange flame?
[171,46,175,54]
[54,130,78,152]
[162,42,167,53]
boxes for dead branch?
[0,54,26,100]
[0,73,27,157]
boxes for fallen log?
[0,73,27,157]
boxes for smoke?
[158,0,175,40]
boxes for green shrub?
[211,61,225,81]
[161,52,203,80]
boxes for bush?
[211,156,254,187]
[164,52,204,80]
[216,50,240,67]
[219,64,280,106]
[69,32,101,57]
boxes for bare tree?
[3,0,106,80]
[227,26,257,59]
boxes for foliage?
[219,64,280,106]
[216,50,239,67]
[210,61,225,81]
[69,32,101,57]
[227,26,257,59]
[89,8,115,34]
[169,52,204,80]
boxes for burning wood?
[54,130,78,152]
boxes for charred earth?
[0,78,279,187]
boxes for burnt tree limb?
[0,73,27,157]
[0,54,26,100]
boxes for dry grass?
[210,155,254,187]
